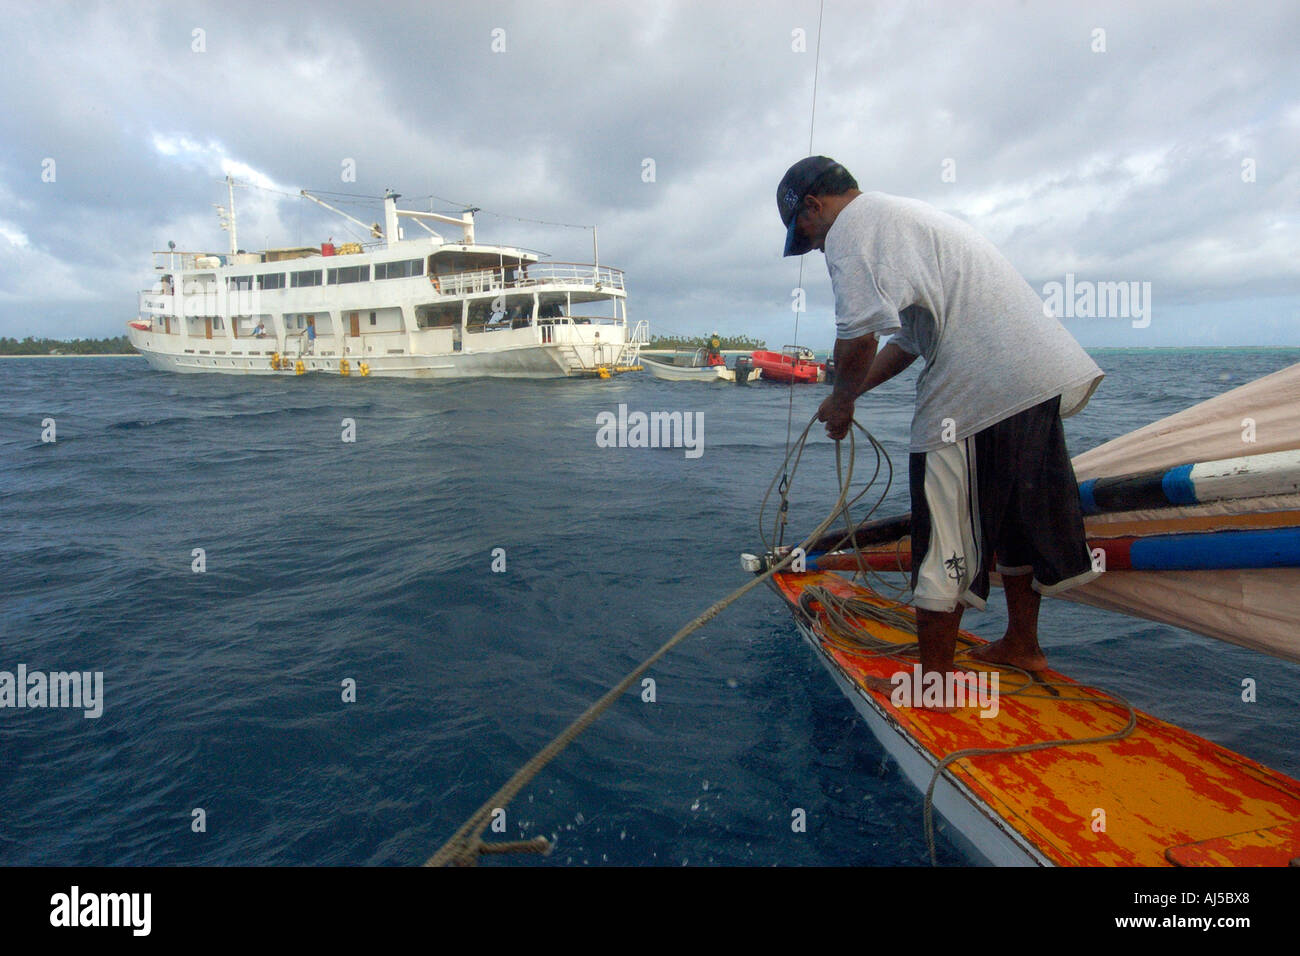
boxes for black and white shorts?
[908,395,1100,613]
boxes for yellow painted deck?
[774,570,1300,866]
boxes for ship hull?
[127,329,627,379]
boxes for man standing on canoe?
[776,156,1104,692]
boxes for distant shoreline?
[0,353,141,358]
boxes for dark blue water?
[2,349,1299,866]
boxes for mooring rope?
[427,415,863,866]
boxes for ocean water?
[2,348,1298,867]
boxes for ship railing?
[151,251,232,272]
[535,316,644,371]
[297,329,316,355]
[518,262,624,289]
[431,262,624,297]
[615,320,649,367]
[533,315,627,331]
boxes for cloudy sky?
[3,0,1297,347]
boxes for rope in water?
[426,414,862,866]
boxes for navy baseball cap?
[777,156,843,256]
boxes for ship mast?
[214,175,238,255]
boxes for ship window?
[375,258,424,280]
[291,269,323,288]
[537,297,566,319]
[327,265,370,284]
[415,302,462,329]
[258,273,285,290]
[467,297,531,331]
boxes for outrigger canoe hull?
[771,569,1300,866]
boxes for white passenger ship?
[127,184,645,378]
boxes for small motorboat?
[642,348,759,384]
[750,346,826,384]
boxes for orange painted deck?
[774,570,1300,866]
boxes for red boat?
[749,346,827,384]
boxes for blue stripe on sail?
[1078,479,1099,515]
[1130,528,1300,570]
[1161,463,1198,506]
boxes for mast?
[383,190,401,247]
[227,175,237,254]
[215,175,238,255]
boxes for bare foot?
[965,637,1047,673]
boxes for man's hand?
[819,332,877,440]
[817,391,856,440]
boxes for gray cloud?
[1,0,1296,346]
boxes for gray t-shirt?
[825,192,1103,453]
